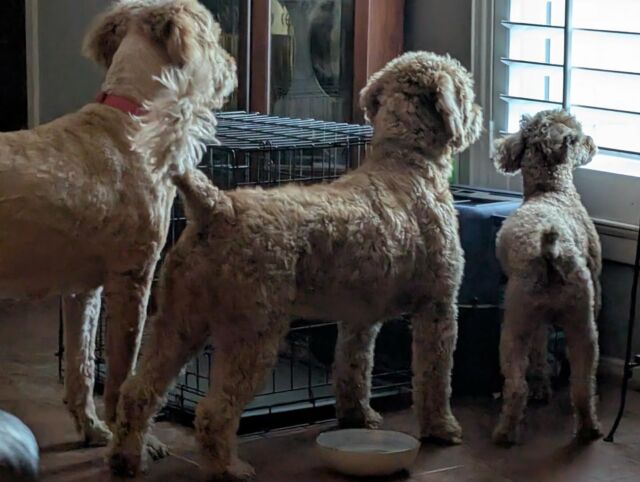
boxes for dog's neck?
[368,139,452,184]
[101,26,171,105]
[370,136,450,170]
[522,166,577,199]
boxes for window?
[493,0,640,174]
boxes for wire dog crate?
[58,112,414,433]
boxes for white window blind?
[496,0,640,169]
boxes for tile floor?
[1,299,640,481]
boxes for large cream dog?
[0,0,235,451]
[109,51,482,480]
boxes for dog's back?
[168,162,461,324]
[0,106,147,298]
[497,192,595,291]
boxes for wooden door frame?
[234,0,252,110]
[352,0,405,123]
[249,0,271,113]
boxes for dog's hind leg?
[196,324,285,481]
[109,312,206,478]
[334,321,383,429]
[412,299,462,444]
[527,323,551,403]
[493,281,537,446]
[563,286,602,442]
[62,288,112,446]
[102,267,155,428]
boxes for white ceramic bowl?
[316,429,420,477]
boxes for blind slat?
[502,20,640,37]
[502,58,640,79]
[500,94,562,106]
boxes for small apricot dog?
[109,51,482,480]
[492,109,602,445]
[0,0,235,452]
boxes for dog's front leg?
[62,288,111,445]
[333,321,383,428]
[411,300,462,444]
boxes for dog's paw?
[145,433,169,460]
[82,419,113,447]
[338,407,383,429]
[421,416,463,445]
[575,425,603,443]
[109,450,147,478]
[492,423,519,447]
[206,458,255,481]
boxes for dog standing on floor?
[109,50,482,480]
[492,110,602,445]
[0,0,235,452]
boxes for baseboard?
[599,356,640,390]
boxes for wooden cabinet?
[201,0,404,122]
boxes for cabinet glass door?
[270,0,355,122]
[200,0,246,110]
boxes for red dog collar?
[95,92,145,116]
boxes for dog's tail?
[540,226,561,260]
[171,169,233,228]
[130,66,219,178]
[539,226,580,282]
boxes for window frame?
[467,0,640,263]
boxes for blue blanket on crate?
[455,200,521,306]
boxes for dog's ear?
[82,4,130,68]
[359,72,385,122]
[433,71,464,147]
[143,3,201,67]
[432,70,483,152]
[143,0,237,108]
[209,48,238,109]
[493,131,526,174]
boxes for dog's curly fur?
[491,109,602,445]
[108,51,482,480]
[0,0,235,450]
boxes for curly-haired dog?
[492,110,601,445]
[0,0,235,451]
[108,51,482,479]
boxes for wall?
[404,0,472,68]
[600,262,640,358]
[36,0,108,123]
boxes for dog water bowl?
[316,429,420,477]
